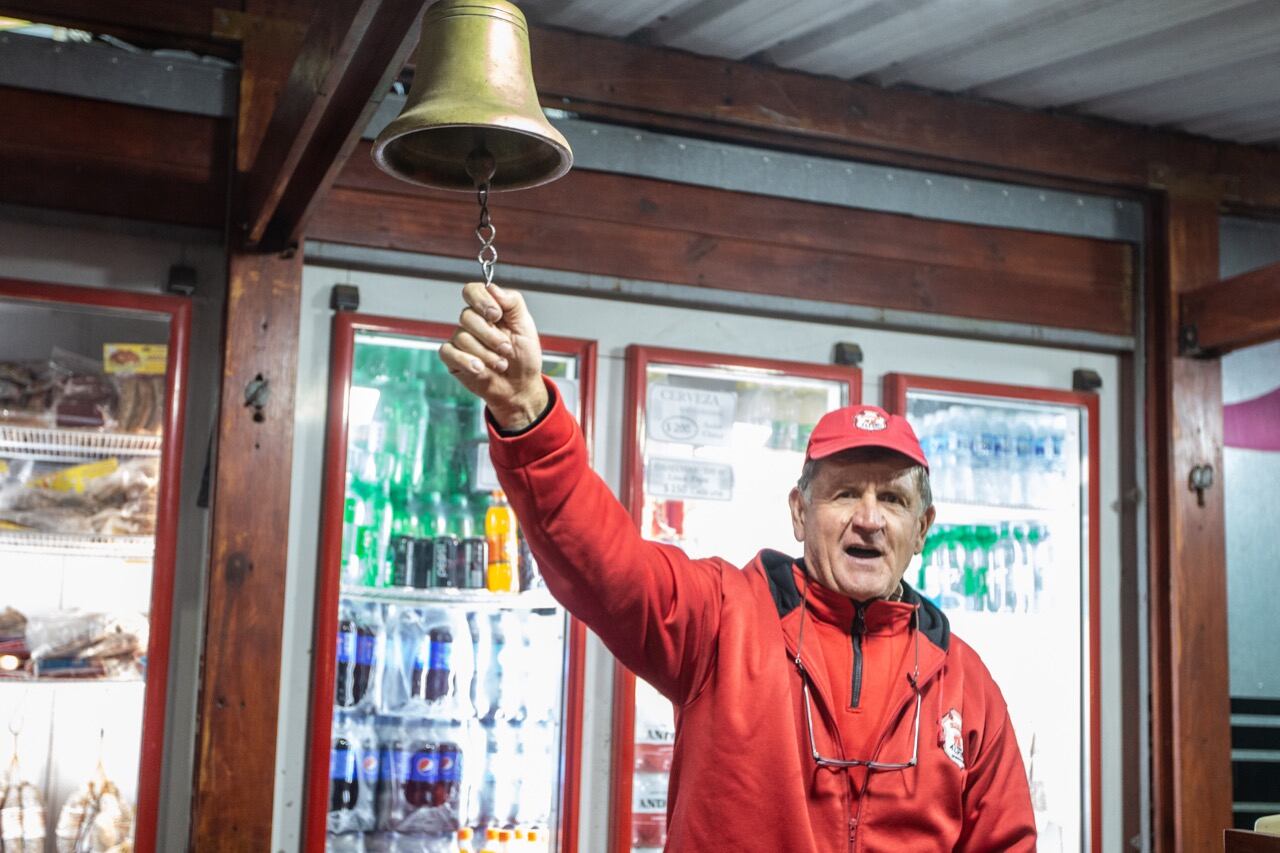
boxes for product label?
[355,633,377,666]
[388,749,412,780]
[103,343,168,375]
[645,457,734,502]
[30,458,118,493]
[360,751,379,781]
[408,751,438,783]
[336,631,355,663]
[646,384,737,447]
[330,747,356,780]
[437,749,460,781]
[633,791,668,813]
[428,639,452,672]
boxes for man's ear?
[788,487,806,543]
[915,504,937,553]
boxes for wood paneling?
[190,249,303,849]
[1149,194,1233,853]
[1225,830,1280,853]
[312,153,1134,335]
[527,26,1280,208]
[0,86,228,227]
[1181,260,1280,354]
[236,0,422,250]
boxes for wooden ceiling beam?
[526,26,1280,208]
[1181,259,1280,355]
[0,1,235,55]
[235,0,421,252]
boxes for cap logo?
[854,410,887,432]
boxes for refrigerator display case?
[610,345,857,853]
[883,373,1100,853]
[0,278,189,853]
[303,314,596,853]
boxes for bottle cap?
[498,829,513,841]
[486,828,500,840]
[514,828,526,839]
[527,829,540,841]
[458,827,474,840]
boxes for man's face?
[788,450,935,602]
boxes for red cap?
[805,404,929,470]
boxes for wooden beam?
[0,0,231,53]
[527,26,1280,207]
[190,248,303,849]
[0,85,228,228]
[236,0,422,251]
[1181,260,1280,355]
[1148,192,1233,853]
[313,153,1134,335]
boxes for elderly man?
[441,282,1036,851]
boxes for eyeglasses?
[792,582,922,771]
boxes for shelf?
[340,585,560,611]
[0,424,161,462]
[0,674,145,685]
[0,530,154,558]
[931,501,1068,526]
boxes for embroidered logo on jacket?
[854,410,887,431]
[938,708,965,769]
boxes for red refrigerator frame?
[0,277,190,853]
[302,313,597,853]
[882,372,1102,853]
[609,344,860,853]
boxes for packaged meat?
[0,361,56,428]
[55,777,134,853]
[0,458,159,536]
[0,776,48,853]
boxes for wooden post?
[190,248,303,848]
[1148,191,1233,852]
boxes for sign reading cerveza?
[646,383,737,447]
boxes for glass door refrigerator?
[882,373,1100,853]
[610,345,857,853]
[0,278,189,853]
[303,314,595,853]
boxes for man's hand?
[439,282,548,431]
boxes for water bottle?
[970,408,999,505]
[989,411,1013,506]
[1010,523,1035,613]
[1010,413,1036,508]
[946,406,976,503]
[989,523,1016,613]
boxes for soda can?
[431,535,459,588]
[389,536,413,587]
[410,538,433,589]
[460,537,487,589]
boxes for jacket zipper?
[849,603,866,708]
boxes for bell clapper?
[466,147,500,289]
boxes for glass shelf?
[0,530,154,558]
[0,674,145,685]
[0,424,161,462]
[339,584,560,610]
[931,500,1067,525]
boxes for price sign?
[646,384,736,447]
[645,457,734,502]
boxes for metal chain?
[475,182,498,287]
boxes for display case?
[610,345,857,853]
[883,373,1100,853]
[0,278,190,853]
[303,314,595,853]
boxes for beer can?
[410,538,433,589]
[430,535,460,588]
[460,537,487,589]
[389,535,413,587]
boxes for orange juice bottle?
[485,490,518,593]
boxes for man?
[441,281,1036,851]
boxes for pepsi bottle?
[404,740,439,808]
[335,619,357,707]
[352,622,378,704]
[330,736,359,812]
[434,740,461,808]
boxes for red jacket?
[490,385,1036,852]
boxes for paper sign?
[473,443,501,492]
[646,384,737,447]
[104,343,168,375]
[645,457,734,502]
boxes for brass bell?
[372,0,573,191]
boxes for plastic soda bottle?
[479,828,501,853]
[457,827,476,852]
[486,490,519,593]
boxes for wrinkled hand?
[439,282,547,430]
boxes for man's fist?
[439,282,548,430]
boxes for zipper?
[849,603,866,708]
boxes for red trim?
[610,345,860,853]
[302,313,597,853]
[881,372,1103,853]
[0,277,191,853]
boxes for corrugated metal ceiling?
[522,0,1280,148]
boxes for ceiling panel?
[532,0,1280,148]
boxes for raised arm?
[438,284,723,704]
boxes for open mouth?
[845,545,882,560]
